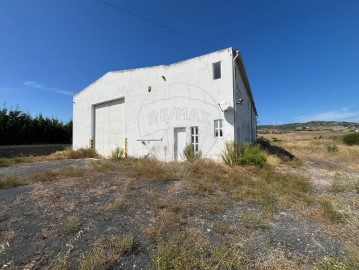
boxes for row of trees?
[0,106,72,145]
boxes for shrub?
[182,144,202,161]
[222,141,267,167]
[342,133,359,146]
[326,144,338,153]
[111,147,125,160]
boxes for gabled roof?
[74,48,231,98]
[233,49,258,117]
[75,47,258,118]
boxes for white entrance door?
[94,99,125,156]
[174,128,186,161]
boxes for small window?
[213,62,221,80]
[214,120,223,138]
[191,126,199,151]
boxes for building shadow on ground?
[256,137,295,161]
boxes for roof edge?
[233,48,258,117]
[73,72,111,99]
[74,47,232,98]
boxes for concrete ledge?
[0,144,71,158]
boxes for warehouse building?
[73,48,257,161]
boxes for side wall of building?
[73,48,236,160]
[233,64,257,143]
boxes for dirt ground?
[0,133,358,269]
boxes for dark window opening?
[213,62,221,80]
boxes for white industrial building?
[73,48,257,161]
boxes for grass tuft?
[111,197,127,211]
[182,144,202,162]
[59,167,85,178]
[32,171,58,182]
[319,197,344,223]
[111,147,125,160]
[326,144,339,153]
[329,179,347,193]
[241,211,265,229]
[354,179,359,194]
[0,175,28,189]
[79,235,134,270]
[60,215,81,235]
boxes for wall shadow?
[256,137,295,161]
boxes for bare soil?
[1,157,356,269]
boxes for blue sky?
[0,0,358,124]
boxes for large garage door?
[94,99,125,156]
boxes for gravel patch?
[0,159,93,178]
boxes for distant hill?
[258,121,359,134]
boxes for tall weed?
[222,141,267,167]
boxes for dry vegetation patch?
[1,135,358,269]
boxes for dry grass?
[185,160,313,214]
[0,156,36,167]
[0,175,29,189]
[254,248,303,269]
[241,211,265,229]
[0,147,99,169]
[79,234,134,270]
[204,195,229,214]
[260,131,359,269]
[110,196,127,211]
[59,215,81,236]
[261,131,359,171]
[2,230,16,242]
[1,131,358,269]
[213,220,236,235]
[128,157,172,181]
[154,233,246,270]
[0,167,87,189]
[55,147,98,159]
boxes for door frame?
[174,127,186,161]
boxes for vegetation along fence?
[0,144,71,158]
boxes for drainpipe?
[232,50,239,141]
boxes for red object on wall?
[148,86,151,92]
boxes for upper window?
[214,120,223,138]
[213,62,221,80]
[191,126,199,151]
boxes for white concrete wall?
[73,48,238,160]
[233,64,256,143]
